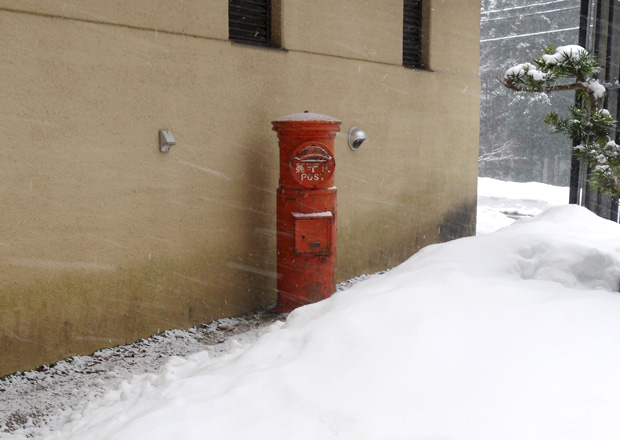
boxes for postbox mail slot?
[292,212,333,254]
[293,145,333,163]
[298,157,328,163]
[290,143,334,188]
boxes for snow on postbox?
[272,112,341,313]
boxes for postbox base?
[276,187,336,313]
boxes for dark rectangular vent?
[403,0,423,68]
[229,0,272,47]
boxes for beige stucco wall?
[0,1,480,376]
[0,0,228,40]
[280,0,403,64]
[426,1,481,75]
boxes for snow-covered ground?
[3,177,620,440]
[476,176,569,234]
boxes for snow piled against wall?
[20,199,620,440]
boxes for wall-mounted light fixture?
[159,130,176,152]
[348,127,367,151]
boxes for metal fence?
[571,0,620,222]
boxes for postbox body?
[272,113,341,313]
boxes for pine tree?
[502,45,620,197]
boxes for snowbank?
[31,203,620,440]
[477,177,569,234]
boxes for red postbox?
[272,112,341,313]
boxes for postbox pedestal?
[276,187,336,313]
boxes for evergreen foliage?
[503,46,620,197]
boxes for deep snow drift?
[3,179,620,440]
[476,176,569,234]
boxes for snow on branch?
[500,45,620,198]
[501,45,605,108]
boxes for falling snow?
[2,178,620,440]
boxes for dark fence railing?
[572,0,620,222]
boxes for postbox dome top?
[273,112,341,123]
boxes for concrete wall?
[0,0,480,376]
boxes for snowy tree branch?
[501,45,620,197]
